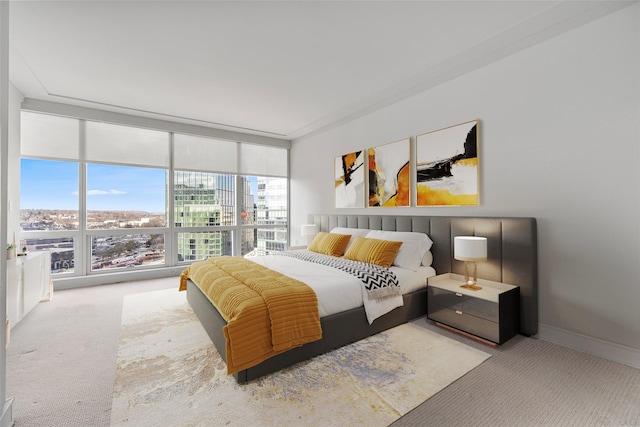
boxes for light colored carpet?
[111,289,490,427]
[7,279,640,426]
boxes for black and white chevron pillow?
[276,250,401,299]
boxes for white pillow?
[330,227,371,252]
[365,230,433,271]
[422,250,433,267]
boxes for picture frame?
[334,151,365,208]
[368,138,410,207]
[415,120,479,206]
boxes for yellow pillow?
[307,232,352,257]
[343,236,402,268]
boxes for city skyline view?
[20,171,286,273]
[21,159,259,213]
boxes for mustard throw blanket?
[179,256,322,374]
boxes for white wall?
[7,84,22,248]
[290,5,640,367]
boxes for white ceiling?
[8,1,634,141]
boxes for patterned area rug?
[111,289,490,427]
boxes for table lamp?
[300,224,318,245]
[454,236,487,291]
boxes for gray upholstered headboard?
[309,214,538,337]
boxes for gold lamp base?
[461,261,483,291]
[460,282,483,291]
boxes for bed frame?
[186,214,538,383]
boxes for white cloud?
[73,189,127,196]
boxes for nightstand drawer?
[428,286,498,322]
[428,306,501,343]
[427,273,520,345]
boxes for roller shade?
[173,134,238,173]
[21,112,288,177]
[85,121,169,168]
[240,143,288,177]
[21,111,80,160]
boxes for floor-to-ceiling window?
[20,157,79,274]
[86,163,168,272]
[19,111,289,284]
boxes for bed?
[184,214,538,383]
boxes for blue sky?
[21,159,78,210]
[21,159,258,212]
[21,159,167,212]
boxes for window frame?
[19,110,290,287]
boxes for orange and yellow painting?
[335,151,365,208]
[369,138,410,207]
[416,121,479,206]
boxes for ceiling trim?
[45,92,290,138]
[21,98,292,149]
[11,42,290,140]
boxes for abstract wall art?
[415,120,479,206]
[368,138,410,207]
[335,151,365,208]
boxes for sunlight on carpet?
[111,288,490,427]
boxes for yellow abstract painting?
[416,121,479,206]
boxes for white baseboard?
[538,323,640,370]
[53,266,182,290]
[0,397,13,427]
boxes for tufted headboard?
[309,214,538,337]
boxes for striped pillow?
[343,236,402,268]
[307,232,352,257]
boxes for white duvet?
[248,254,436,324]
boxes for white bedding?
[248,254,436,324]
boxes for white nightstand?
[427,273,519,345]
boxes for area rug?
[111,288,490,427]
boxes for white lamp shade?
[454,236,487,262]
[300,224,318,237]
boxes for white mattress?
[248,254,436,324]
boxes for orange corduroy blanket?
[179,256,322,374]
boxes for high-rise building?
[175,171,245,261]
[255,177,288,254]
[174,172,287,260]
